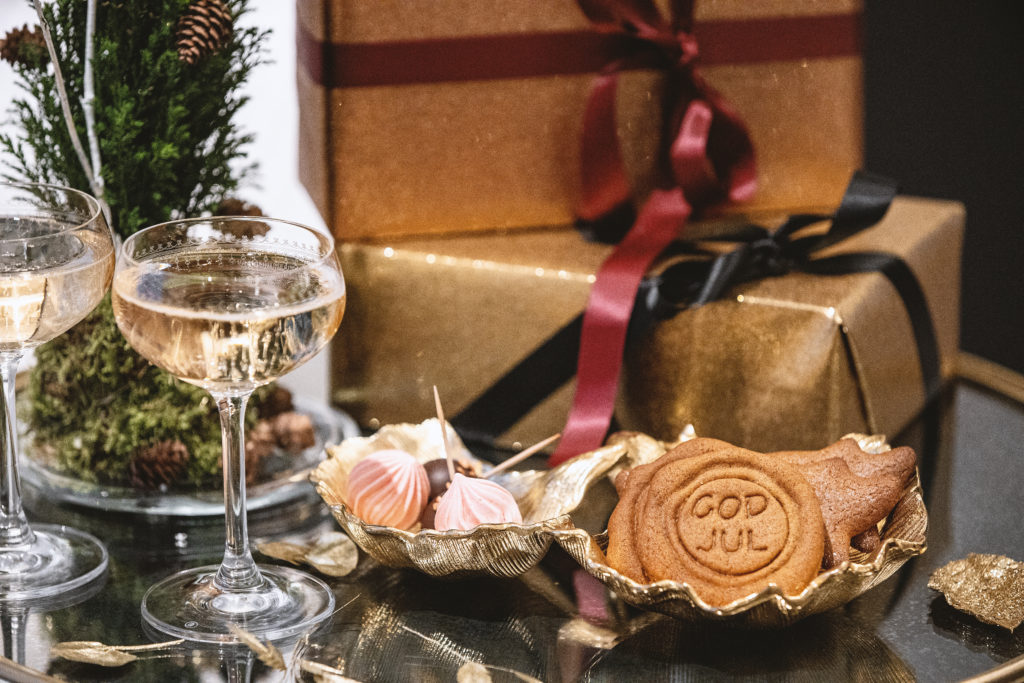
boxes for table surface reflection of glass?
[2,374,1023,682]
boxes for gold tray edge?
[957,351,1024,405]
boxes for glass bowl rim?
[118,215,337,269]
[0,180,104,244]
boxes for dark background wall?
[864,1,1024,373]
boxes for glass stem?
[0,609,27,664]
[224,648,255,683]
[0,353,33,549]
[212,391,261,591]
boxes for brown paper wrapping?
[331,196,963,452]
[297,0,863,240]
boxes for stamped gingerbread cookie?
[607,442,825,607]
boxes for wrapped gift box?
[331,196,964,452]
[297,0,863,240]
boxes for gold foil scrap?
[929,554,1024,630]
[604,431,681,486]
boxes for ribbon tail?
[708,95,757,203]
[669,99,715,196]
[550,187,692,466]
[579,69,633,222]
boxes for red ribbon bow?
[550,0,758,465]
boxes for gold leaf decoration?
[50,641,137,667]
[256,540,309,566]
[256,532,358,577]
[49,639,183,667]
[306,532,360,577]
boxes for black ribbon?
[452,172,941,450]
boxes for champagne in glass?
[112,217,343,642]
[0,181,113,600]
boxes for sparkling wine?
[0,227,114,351]
[112,249,345,393]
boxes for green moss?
[28,297,265,487]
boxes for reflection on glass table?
[2,375,1024,681]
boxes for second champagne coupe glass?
[112,217,344,642]
[0,181,113,600]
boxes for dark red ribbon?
[296,12,860,89]
[550,0,758,465]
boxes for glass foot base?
[0,524,108,601]
[141,564,335,644]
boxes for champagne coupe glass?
[0,181,113,600]
[112,217,344,642]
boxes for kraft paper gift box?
[297,0,863,241]
[330,196,963,453]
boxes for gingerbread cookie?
[772,439,916,567]
[791,457,908,568]
[607,447,825,607]
[612,437,734,496]
[773,438,916,484]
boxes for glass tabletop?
[2,376,1023,682]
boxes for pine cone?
[130,440,190,490]
[254,385,294,419]
[0,24,47,68]
[271,411,316,453]
[215,197,264,217]
[244,420,276,485]
[176,0,233,65]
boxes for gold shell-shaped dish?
[552,433,928,628]
[311,420,629,578]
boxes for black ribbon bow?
[453,172,941,453]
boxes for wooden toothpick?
[433,385,455,480]
[483,433,562,479]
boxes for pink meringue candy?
[346,449,430,529]
[434,473,523,531]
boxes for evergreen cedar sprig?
[0,0,267,237]
[2,0,270,488]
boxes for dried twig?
[31,0,98,195]
[228,624,286,671]
[81,0,109,223]
[0,653,65,682]
[298,659,363,682]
